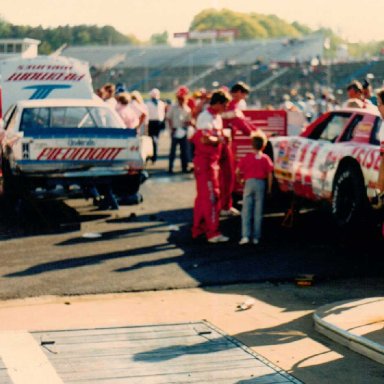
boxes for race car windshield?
[20,106,125,130]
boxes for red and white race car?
[266,107,384,228]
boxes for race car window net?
[19,106,125,131]
[309,112,352,142]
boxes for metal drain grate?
[33,321,302,383]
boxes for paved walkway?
[0,290,382,383]
[0,289,305,384]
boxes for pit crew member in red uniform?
[190,90,230,243]
[220,81,255,216]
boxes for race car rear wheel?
[1,157,15,198]
[331,165,368,229]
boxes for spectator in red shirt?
[236,132,273,245]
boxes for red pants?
[219,143,235,211]
[192,160,221,240]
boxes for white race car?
[0,98,152,200]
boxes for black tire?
[113,172,145,197]
[1,157,15,197]
[331,165,368,228]
[1,157,26,214]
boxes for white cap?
[150,88,160,99]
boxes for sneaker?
[239,237,250,245]
[208,234,229,243]
[220,207,241,217]
[252,238,259,244]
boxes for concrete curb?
[313,299,384,365]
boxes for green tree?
[190,9,268,40]
[189,8,312,40]
[150,31,169,45]
[291,21,312,35]
[38,41,52,55]
[0,18,140,53]
[252,14,301,37]
[0,16,11,35]
[347,40,384,59]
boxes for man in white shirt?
[166,87,192,173]
[342,80,364,109]
[145,88,166,163]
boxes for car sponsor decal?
[353,122,372,141]
[274,139,329,199]
[36,147,124,161]
[351,146,381,170]
[23,84,72,99]
[293,141,312,186]
[6,68,86,82]
[304,143,322,186]
[274,168,292,180]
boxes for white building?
[0,38,40,59]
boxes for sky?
[0,0,383,44]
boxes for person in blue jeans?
[166,86,193,173]
[236,132,274,245]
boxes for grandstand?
[62,33,384,106]
[63,33,324,88]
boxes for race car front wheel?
[331,165,368,229]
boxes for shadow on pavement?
[55,221,168,246]
[0,197,81,238]
[4,241,176,277]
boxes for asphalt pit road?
[147,174,193,183]
[0,197,80,238]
